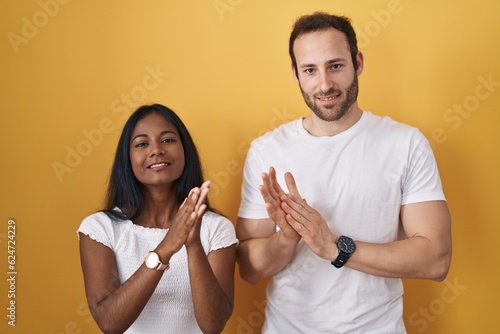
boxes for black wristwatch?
[331,235,356,268]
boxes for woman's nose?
[149,143,165,157]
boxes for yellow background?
[1,0,499,333]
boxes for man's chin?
[312,107,346,122]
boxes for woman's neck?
[134,187,179,229]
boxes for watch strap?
[154,261,170,271]
[331,251,350,268]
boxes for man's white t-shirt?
[238,111,445,333]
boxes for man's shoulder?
[364,111,420,135]
[251,118,301,145]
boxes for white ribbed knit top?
[78,209,237,333]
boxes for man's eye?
[304,68,315,74]
[331,64,342,70]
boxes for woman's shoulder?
[202,210,236,235]
[78,209,131,237]
[202,210,232,226]
[77,209,134,249]
[81,209,123,226]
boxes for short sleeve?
[238,143,269,219]
[77,212,116,250]
[402,131,446,205]
[202,211,238,253]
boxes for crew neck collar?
[296,111,369,141]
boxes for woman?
[77,104,237,334]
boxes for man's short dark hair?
[289,12,359,76]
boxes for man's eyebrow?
[299,58,346,68]
[299,63,317,69]
[326,57,346,64]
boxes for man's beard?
[300,74,359,122]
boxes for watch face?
[338,236,356,254]
[145,252,160,269]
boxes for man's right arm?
[236,217,299,284]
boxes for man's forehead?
[293,29,351,63]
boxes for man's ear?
[292,64,299,84]
[355,51,364,76]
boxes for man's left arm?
[279,174,452,281]
[346,200,452,281]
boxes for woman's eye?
[162,138,174,143]
[135,142,148,148]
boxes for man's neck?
[303,104,363,137]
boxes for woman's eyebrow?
[131,130,178,142]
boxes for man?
[236,12,451,333]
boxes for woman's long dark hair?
[102,104,211,221]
